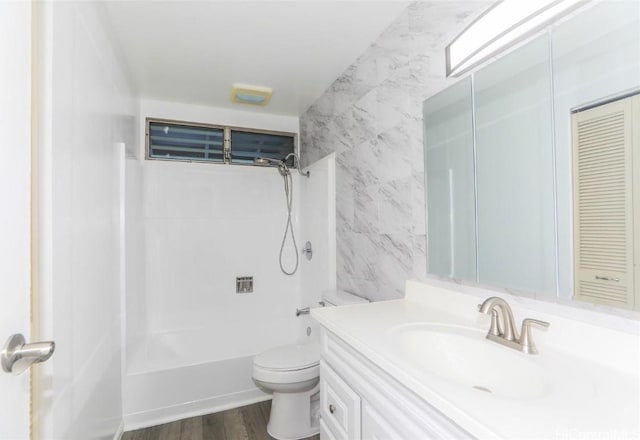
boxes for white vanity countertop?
[311,280,640,439]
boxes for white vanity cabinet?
[319,328,472,440]
[313,281,640,439]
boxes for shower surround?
[122,99,337,429]
[299,1,491,301]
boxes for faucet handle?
[519,318,550,354]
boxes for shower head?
[254,157,290,177]
[254,154,309,178]
[253,157,280,166]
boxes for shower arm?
[283,153,310,178]
[253,154,309,178]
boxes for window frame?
[145,117,298,166]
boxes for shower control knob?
[302,241,313,260]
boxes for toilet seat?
[253,363,319,385]
[254,343,319,371]
[253,343,320,385]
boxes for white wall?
[36,2,137,438]
[125,158,145,365]
[139,162,301,362]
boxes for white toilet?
[253,290,369,440]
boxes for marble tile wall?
[300,1,492,301]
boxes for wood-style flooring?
[121,400,320,440]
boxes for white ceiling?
[102,1,410,116]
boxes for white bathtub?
[122,323,304,430]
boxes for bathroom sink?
[389,323,553,399]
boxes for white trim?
[123,388,271,432]
[547,32,560,297]
[112,420,125,440]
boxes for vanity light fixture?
[446,0,587,77]
[230,83,272,106]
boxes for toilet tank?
[321,290,370,307]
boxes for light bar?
[446,0,587,77]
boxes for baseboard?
[112,420,125,440]
[123,388,271,432]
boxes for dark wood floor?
[121,400,320,440]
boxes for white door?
[0,1,33,438]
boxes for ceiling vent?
[230,83,272,106]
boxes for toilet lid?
[254,343,320,370]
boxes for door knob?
[1,333,55,375]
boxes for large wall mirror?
[423,1,640,311]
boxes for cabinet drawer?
[320,360,361,440]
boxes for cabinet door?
[474,35,556,295]
[573,95,639,309]
[362,402,409,440]
[424,77,476,281]
[321,419,340,440]
[320,361,361,440]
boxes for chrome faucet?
[478,297,550,354]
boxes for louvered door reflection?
[572,96,638,309]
